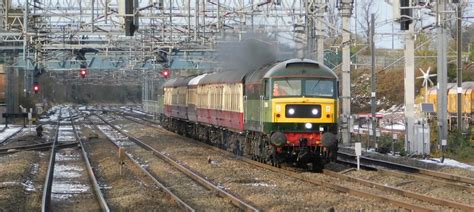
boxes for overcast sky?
[370,0,474,49]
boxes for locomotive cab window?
[272,78,336,98]
[305,79,335,97]
[273,79,301,97]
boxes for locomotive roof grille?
[285,62,320,69]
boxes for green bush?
[446,130,473,160]
[376,135,405,154]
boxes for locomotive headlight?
[305,123,313,129]
[312,108,319,115]
[288,108,295,115]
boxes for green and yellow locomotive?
[161,59,339,171]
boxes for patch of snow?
[53,165,83,178]
[31,163,39,175]
[59,126,73,130]
[420,158,474,172]
[246,182,276,187]
[366,148,377,152]
[52,149,90,201]
[22,180,35,192]
[0,127,23,143]
[51,182,89,194]
[0,181,21,187]
[56,153,80,161]
[132,110,147,115]
[382,124,406,131]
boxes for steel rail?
[71,117,110,212]
[338,151,474,185]
[338,156,474,193]
[95,114,260,212]
[112,109,156,121]
[204,140,473,210]
[322,170,474,211]
[112,113,432,211]
[41,111,61,212]
[84,115,195,212]
[0,142,79,154]
[194,142,433,211]
[118,113,160,127]
[377,169,474,193]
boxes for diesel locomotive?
[160,59,339,171]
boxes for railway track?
[79,116,184,210]
[0,142,79,155]
[117,113,474,211]
[41,109,109,212]
[125,111,474,190]
[91,113,260,211]
[336,156,474,194]
[337,151,474,185]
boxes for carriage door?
[244,95,248,124]
[259,95,264,130]
[259,79,270,130]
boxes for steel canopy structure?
[1,0,332,59]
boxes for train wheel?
[270,147,281,168]
[296,160,307,169]
[270,149,276,167]
[312,159,324,173]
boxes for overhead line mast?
[437,0,449,161]
[338,0,354,145]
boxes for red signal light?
[80,68,87,78]
[161,68,170,78]
[33,82,40,93]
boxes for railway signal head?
[33,82,40,93]
[80,68,87,78]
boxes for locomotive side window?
[305,79,335,97]
[273,79,301,97]
[264,79,269,99]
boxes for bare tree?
[325,1,341,41]
[444,2,469,39]
[357,0,378,46]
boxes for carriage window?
[273,79,301,97]
[305,79,334,97]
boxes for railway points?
[93,113,260,211]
